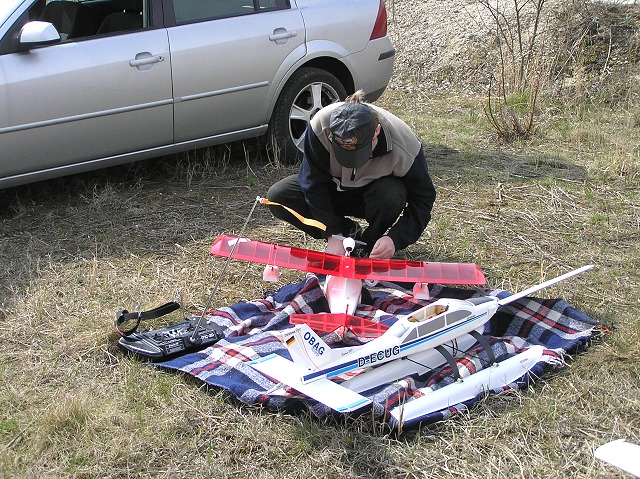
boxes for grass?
[0,88,637,477]
[1,6,639,478]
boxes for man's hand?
[369,236,395,259]
[325,236,346,256]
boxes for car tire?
[268,67,347,164]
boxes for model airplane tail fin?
[283,323,344,376]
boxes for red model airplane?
[210,234,486,319]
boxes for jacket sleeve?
[297,127,345,238]
[386,147,436,251]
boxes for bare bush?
[479,0,547,141]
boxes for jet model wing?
[596,439,640,478]
[289,313,390,338]
[210,234,486,285]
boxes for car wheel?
[269,67,347,164]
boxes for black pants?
[266,175,407,251]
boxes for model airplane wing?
[210,234,486,285]
[248,353,371,413]
[289,313,390,338]
[595,439,640,478]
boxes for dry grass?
[1,93,638,476]
[1,2,639,477]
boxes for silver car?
[0,0,395,188]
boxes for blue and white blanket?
[158,275,598,428]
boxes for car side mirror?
[18,21,61,50]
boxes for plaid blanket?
[158,275,598,428]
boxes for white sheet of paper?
[595,439,640,477]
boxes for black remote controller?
[117,317,225,361]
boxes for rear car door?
[0,0,173,181]
[165,0,305,143]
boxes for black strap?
[469,330,497,365]
[115,301,181,337]
[435,345,461,381]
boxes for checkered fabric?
[158,275,598,428]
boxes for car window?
[47,0,149,38]
[257,0,288,10]
[172,0,289,25]
[1,0,149,52]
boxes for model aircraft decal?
[210,234,486,285]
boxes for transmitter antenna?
[189,196,261,342]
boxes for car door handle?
[129,54,165,67]
[269,29,297,42]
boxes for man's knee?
[266,175,296,204]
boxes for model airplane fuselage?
[287,295,497,383]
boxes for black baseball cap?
[329,103,377,168]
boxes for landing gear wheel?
[268,67,347,164]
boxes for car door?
[165,0,305,143]
[0,0,173,180]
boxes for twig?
[601,26,614,78]
[4,419,35,450]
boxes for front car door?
[0,0,173,184]
[165,0,305,144]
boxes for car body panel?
[295,0,378,53]
[300,37,395,102]
[341,37,396,102]
[168,8,305,142]
[0,29,173,178]
[293,0,395,101]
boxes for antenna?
[189,196,261,343]
[497,264,594,307]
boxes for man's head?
[329,103,379,168]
